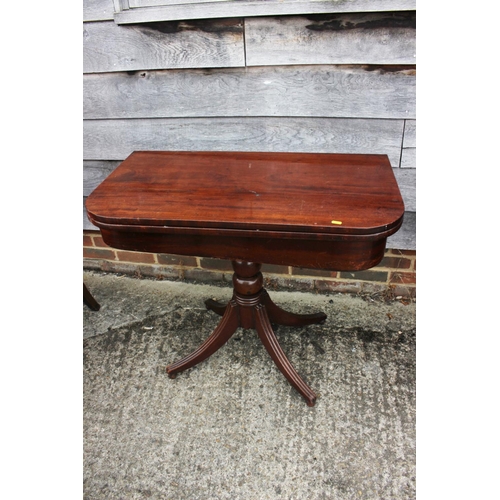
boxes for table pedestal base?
[166,261,326,406]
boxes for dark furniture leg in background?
[84,283,100,311]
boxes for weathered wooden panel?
[84,198,95,230]
[246,13,416,66]
[83,19,245,73]
[115,0,416,24]
[393,167,415,211]
[400,120,416,168]
[387,211,415,250]
[401,148,415,169]
[83,0,114,22]
[403,119,416,147]
[83,117,404,167]
[83,160,122,196]
[83,65,415,120]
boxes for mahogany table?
[86,151,404,406]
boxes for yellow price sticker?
[331,220,343,225]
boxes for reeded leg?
[254,303,317,407]
[262,290,326,327]
[204,298,227,316]
[166,300,239,378]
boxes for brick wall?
[83,230,416,300]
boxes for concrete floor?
[83,270,416,500]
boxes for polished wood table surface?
[86,151,404,406]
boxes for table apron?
[98,227,390,272]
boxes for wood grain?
[246,13,416,66]
[83,19,244,73]
[83,65,415,120]
[83,117,405,167]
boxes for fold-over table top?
[86,151,404,237]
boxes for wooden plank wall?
[83,4,416,250]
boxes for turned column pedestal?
[166,261,326,406]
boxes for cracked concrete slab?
[83,270,416,500]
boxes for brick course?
[83,230,416,299]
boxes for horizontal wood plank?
[83,19,245,73]
[83,117,404,167]
[83,0,115,22]
[246,13,416,66]
[115,1,416,24]
[83,65,415,120]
